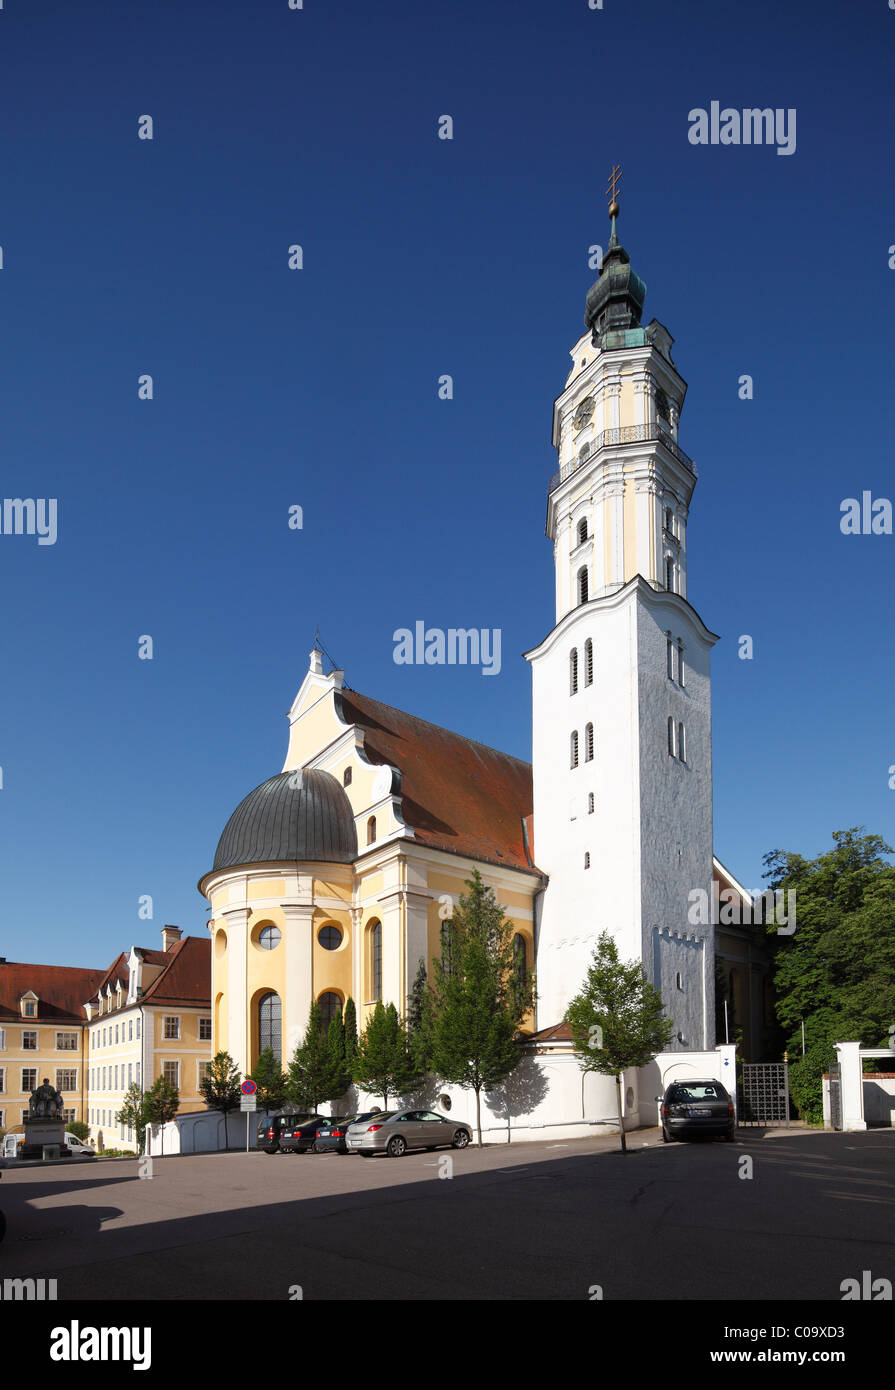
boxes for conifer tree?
[406,958,432,1072]
[353,1001,420,1108]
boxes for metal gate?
[828,1057,842,1131]
[738,1062,791,1126]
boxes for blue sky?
[2,0,893,967]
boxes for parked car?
[346,1109,472,1158]
[657,1080,736,1142]
[256,1114,313,1154]
[312,1112,380,1154]
[64,1133,96,1158]
[279,1116,331,1154]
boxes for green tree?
[326,1007,350,1100]
[65,1120,89,1141]
[145,1076,180,1156]
[199,1050,242,1149]
[406,958,432,1072]
[343,997,358,1076]
[565,931,674,1153]
[428,869,534,1146]
[250,1047,288,1114]
[763,828,895,1123]
[117,1083,151,1154]
[287,1002,342,1112]
[353,1001,420,1108]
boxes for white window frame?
[55,1068,78,1093]
[21,1067,38,1093]
[22,1030,38,1051]
[163,1015,181,1041]
[162,1060,180,1089]
[56,1030,78,1051]
[199,1017,212,1042]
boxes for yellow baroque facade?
[199,650,541,1074]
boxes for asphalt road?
[1,1127,893,1301]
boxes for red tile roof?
[90,937,211,1016]
[338,690,538,874]
[141,935,210,1007]
[0,963,106,1024]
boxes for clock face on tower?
[572,396,594,431]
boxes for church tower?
[526,185,719,1049]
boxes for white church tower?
[526,185,719,1049]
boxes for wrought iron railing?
[547,423,697,495]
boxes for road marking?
[547,1144,569,1149]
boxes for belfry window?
[584,639,593,686]
[678,722,686,763]
[570,648,578,695]
[668,717,676,756]
[577,519,588,545]
[665,555,674,593]
[584,852,591,869]
[585,723,594,762]
[570,731,579,768]
[367,816,377,845]
[577,566,589,605]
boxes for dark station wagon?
[657,1080,736,1143]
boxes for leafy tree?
[406,958,432,1072]
[199,1050,242,1149]
[763,828,895,1123]
[353,1001,421,1109]
[145,1076,180,1156]
[250,1047,288,1113]
[117,1083,151,1154]
[66,1120,89,1141]
[565,930,674,1153]
[428,869,534,1146]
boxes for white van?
[64,1133,95,1158]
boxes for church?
[199,195,765,1139]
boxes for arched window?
[656,389,670,426]
[664,506,673,533]
[441,921,454,977]
[369,921,382,1000]
[584,639,593,686]
[577,518,588,545]
[665,555,674,593]
[666,632,674,680]
[678,722,686,763]
[258,992,282,1064]
[367,816,377,845]
[343,766,352,787]
[577,566,589,605]
[667,717,676,756]
[588,791,594,814]
[318,991,342,1031]
[677,639,685,687]
[585,723,594,761]
[513,933,527,987]
[570,730,579,768]
[570,648,578,695]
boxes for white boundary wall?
[147,1045,738,1153]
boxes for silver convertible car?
[346,1109,472,1157]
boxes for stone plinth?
[20,1117,69,1161]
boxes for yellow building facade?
[200,650,541,1076]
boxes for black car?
[658,1079,736,1142]
[311,1112,381,1154]
[279,1116,330,1154]
[256,1114,313,1154]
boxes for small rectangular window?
[163,1060,180,1089]
[22,1030,37,1050]
[164,1016,180,1040]
[56,1031,78,1051]
[199,1017,212,1041]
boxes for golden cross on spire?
[605,163,622,216]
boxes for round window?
[438,1093,452,1112]
[318,924,342,951]
[258,925,281,951]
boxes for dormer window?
[20,994,37,1019]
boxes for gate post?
[835,1041,867,1132]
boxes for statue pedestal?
[20,1117,69,1161]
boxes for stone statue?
[29,1078,64,1119]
